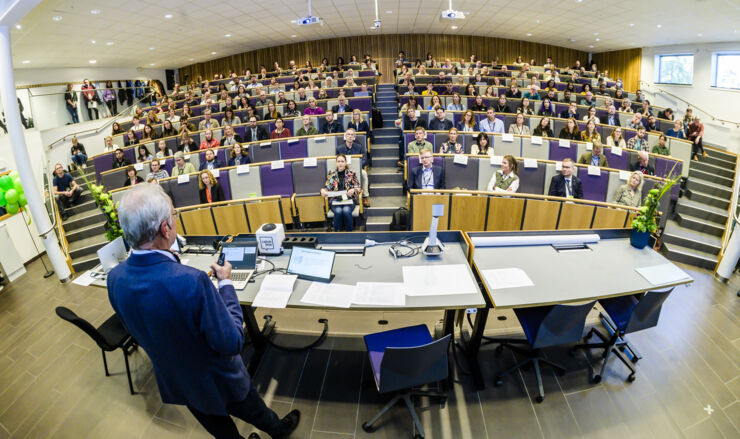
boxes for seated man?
[524,85,541,100]
[407,126,434,155]
[604,105,620,127]
[146,159,169,181]
[401,107,426,131]
[627,126,649,151]
[331,96,354,114]
[560,101,579,120]
[52,163,83,220]
[478,108,505,133]
[577,141,609,167]
[199,148,225,171]
[428,107,453,131]
[296,114,317,136]
[244,116,268,142]
[335,128,370,207]
[548,158,583,199]
[112,148,131,169]
[627,112,644,130]
[319,110,343,134]
[630,150,655,176]
[409,148,444,190]
[579,91,596,107]
[198,109,220,131]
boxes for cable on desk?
[261,317,330,352]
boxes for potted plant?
[80,173,124,242]
[630,166,680,249]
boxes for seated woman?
[228,143,251,166]
[517,97,534,115]
[124,130,139,146]
[469,95,487,112]
[509,113,530,135]
[347,109,371,140]
[198,169,224,204]
[223,108,241,126]
[284,100,300,117]
[146,111,159,126]
[200,129,220,150]
[620,98,634,113]
[456,109,479,132]
[122,165,143,187]
[537,98,555,117]
[303,97,325,115]
[665,119,686,139]
[487,154,519,193]
[465,83,477,96]
[447,93,464,112]
[471,132,493,156]
[155,139,173,158]
[270,116,292,139]
[137,145,153,163]
[606,127,627,148]
[427,95,444,111]
[171,151,196,176]
[613,171,643,207]
[178,130,197,152]
[111,122,124,135]
[265,101,281,120]
[533,117,553,137]
[582,106,598,122]
[161,119,177,138]
[580,120,601,144]
[320,154,360,232]
[438,128,463,154]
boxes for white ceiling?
[8,0,740,70]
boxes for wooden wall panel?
[592,48,642,92]
[558,203,595,230]
[521,199,559,230]
[412,195,450,231]
[179,34,590,85]
[486,198,525,231]
[449,196,487,231]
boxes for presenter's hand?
[211,260,232,281]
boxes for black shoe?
[273,410,300,438]
[247,434,260,439]
[61,212,69,221]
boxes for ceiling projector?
[295,15,322,25]
[440,9,466,20]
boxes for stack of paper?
[352,282,406,306]
[635,264,691,285]
[481,268,534,290]
[301,282,355,308]
[402,264,478,296]
[252,274,297,309]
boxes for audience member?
[666,119,686,139]
[199,149,225,171]
[321,154,361,231]
[53,163,83,220]
[270,117,292,139]
[479,108,505,133]
[319,111,344,134]
[146,159,169,182]
[199,170,224,204]
[296,114,318,136]
[487,155,519,193]
[580,120,601,143]
[652,133,670,156]
[228,144,251,166]
[64,83,79,123]
[578,142,608,167]
[407,126,433,154]
[533,117,553,137]
[179,131,198,153]
[428,107,453,131]
[198,109,220,130]
[614,171,644,207]
[303,97,325,115]
[471,132,493,156]
[629,150,655,176]
[122,165,143,187]
[155,140,173,158]
[688,116,706,159]
[509,113,530,135]
[81,79,99,120]
[438,128,463,154]
[112,148,131,169]
[137,145,153,163]
[627,126,649,151]
[200,129,220,150]
[559,118,580,140]
[606,127,627,148]
[456,109,479,132]
[335,128,369,206]
[172,152,196,176]
[409,148,444,190]
[69,137,87,170]
[548,158,582,198]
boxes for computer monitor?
[287,246,335,282]
[220,244,257,270]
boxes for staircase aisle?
[661,148,737,269]
[366,84,405,231]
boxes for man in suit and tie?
[548,158,583,198]
[108,184,300,439]
[244,116,268,142]
[319,110,344,134]
[629,150,656,176]
[331,96,354,115]
[409,148,445,190]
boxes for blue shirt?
[421,167,435,189]
[53,172,75,191]
[479,117,505,133]
[591,155,600,166]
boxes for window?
[655,54,694,85]
[712,53,740,89]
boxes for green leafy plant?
[631,164,681,233]
[80,172,124,242]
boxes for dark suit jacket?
[409,165,445,190]
[402,116,427,131]
[199,159,225,171]
[108,252,248,415]
[603,114,621,127]
[199,184,225,203]
[494,104,510,113]
[244,126,268,142]
[428,118,453,131]
[629,161,655,176]
[548,174,583,199]
[319,119,344,134]
[560,110,579,120]
[331,104,354,114]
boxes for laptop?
[287,246,336,283]
[97,237,128,274]
[220,243,257,290]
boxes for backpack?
[389,207,410,231]
[371,105,383,128]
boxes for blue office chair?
[361,324,451,439]
[493,301,596,403]
[573,288,673,383]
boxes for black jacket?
[548,174,583,199]
[428,118,453,131]
[244,126,269,142]
[199,184,225,203]
[629,161,655,176]
[319,119,344,134]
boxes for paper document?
[352,282,406,306]
[453,154,468,165]
[301,282,354,308]
[587,165,600,176]
[530,136,543,145]
[481,268,534,290]
[304,157,317,167]
[237,164,250,174]
[611,146,623,156]
[72,270,97,286]
[635,264,691,286]
[252,274,298,308]
[523,158,538,168]
[586,142,593,151]
[501,133,514,142]
[490,155,503,165]
[326,190,348,198]
[402,264,478,296]
[559,139,570,148]
[619,170,631,181]
[134,163,144,171]
[211,169,220,178]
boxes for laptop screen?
[221,245,257,270]
[287,246,335,281]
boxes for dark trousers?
[66,105,79,123]
[56,187,82,214]
[86,103,99,120]
[691,138,705,159]
[332,204,354,231]
[186,384,284,439]
[106,100,118,116]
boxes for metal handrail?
[46,91,154,150]
[638,80,740,127]
[27,86,151,98]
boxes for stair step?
[365,215,392,231]
[662,220,722,255]
[370,183,404,197]
[689,168,733,187]
[686,179,733,199]
[372,156,401,168]
[685,189,730,210]
[368,167,404,184]
[661,242,718,270]
[69,235,109,259]
[63,197,97,216]
[370,145,398,157]
[65,221,107,243]
[63,210,106,231]
[696,155,736,170]
[705,147,737,163]
[382,120,397,128]
[675,198,728,224]
[691,160,736,179]
[675,212,725,237]
[72,254,101,273]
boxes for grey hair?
[118,184,173,249]
[174,151,184,161]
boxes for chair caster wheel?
[627,374,636,382]
[495,345,503,354]
[362,422,376,433]
[535,395,544,403]
[591,374,602,384]
[494,377,503,387]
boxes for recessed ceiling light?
[189,58,194,61]
[291,34,297,38]
[594,32,599,36]
[576,0,583,2]
[106,41,114,46]
[150,63,155,66]
[535,19,540,24]
[656,24,662,28]
[628,23,634,27]
[370,26,376,30]
[91,40,96,44]
[225,34,231,37]
[595,38,600,41]
[697,33,703,37]
[211,51,217,55]
[90,9,101,14]
[569,38,577,42]
[52,15,62,21]
[22,60,30,64]
[15,24,21,29]
[526,33,532,36]
[451,25,458,30]
[164,14,173,19]
[589,45,594,48]
[149,47,155,50]
[385,10,392,13]
[89,60,96,64]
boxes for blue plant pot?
[630,230,651,249]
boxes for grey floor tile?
[565,386,631,439]
[312,347,365,434]
[682,417,724,439]
[289,342,334,439]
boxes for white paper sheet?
[352,282,406,306]
[315,136,326,142]
[271,160,284,170]
[587,165,601,176]
[177,174,189,184]
[524,158,538,168]
[559,139,570,148]
[402,264,478,296]
[72,270,97,286]
[490,155,503,165]
[301,282,354,308]
[260,142,271,147]
[287,138,299,144]
[211,169,220,178]
[453,154,468,165]
[237,164,250,174]
[134,163,144,171]
[611,146,623,156]
[481,268,534,290]
[346,155,352,164]
[635,264,691,286]
[619,170,631,180]
[304,157,318,167]
[252,274,298,308]
[555,161,563,171]
[531,136,543,145]
[501,133,514,142]
[586,142,593,151]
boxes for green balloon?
[6,203,19,214]
[12,179,23,193]
[0,190,5,207]
[18,193,27,207]
[0,176,11,190]
[4,189,18,205]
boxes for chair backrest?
[532,301,596,349]
[55,306,112,350]
[516,160,546,194]
[378,334,451,394]
[292,159,328,195]
[443,156,478,190]
[624,288,674,334]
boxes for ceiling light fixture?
[225,34,231,37]
[164,14,173,19]
[386,10,392,13]
[451,25,458,30]
[594,32,599,36]
[656,24,662,28]
[91,40,96,44]
[526,33,532,36]
[22,60,30,64]
[89,60,96,64]
[150,63,155,66]
[106,41,114,46]
[628,23,634,27]
[149,47,155,50]
[189,58,194,61]
[52,15,62,21]
[697,33,703,37]
[291,34,297,37]
[90,9,100,14]
[535,19,540,24]
[589,45,594,48]
[211,51,217,55]
[15,24,21,29]
[595,38,600,41]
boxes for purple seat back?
[352,97,371,112]
[654,157,682,179]
[259,164,294,197]
[604,147,629,170]
[217,172,232,201]
[234,125,246,138]
[624,130,637,142]
[577,167,609,202]
[162,158,175,175]
[281,138,308,160]
[548,140,577,162]
[191,106,203,116]
[93,155,113,182]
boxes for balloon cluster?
[0,172,27,216]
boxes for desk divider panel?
[606,171,625,204]
[252,142,281,163]
[228,167,262,199]
[211,204,250,235]
[577,167,609,202]
[216,172,232,201]
[521,199,559,230]
[543,163,557,195]
[604,147,629,170]
[521,136,549,160]
[548,139,578,162]
[307,136,337,157]
[245,199,283,232]
[449,195,487,231]
[593,206,629,229]
[493,135,521,157]
[411,194,450,231]
[180,208,217,235]
[558,203,595,230]
[443,157,479,190]
[477,157,500,191]
[281,139,308,160]
[516,161,547,195]
[486,197,525,231]
[170,176,201,208]
[185,151,201,171]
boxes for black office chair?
[493,301,596,402]
[55,306,138,394]
[572,288,674,383]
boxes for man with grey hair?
[108,184,299,439]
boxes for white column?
[0,26,71,282]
